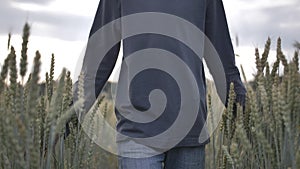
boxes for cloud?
[0,0,96,41]
[12,0,54,5]
[0,0,299,53]
[224,0,300,53]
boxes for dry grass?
[0,23,299,169]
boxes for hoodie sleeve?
[205,0,246,106]
[73,0,121,117]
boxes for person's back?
[75,0,246,168]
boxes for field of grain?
[0,24,299,169]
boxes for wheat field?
[0,23,299,169]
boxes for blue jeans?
[118,145,205,169]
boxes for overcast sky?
[0,0,299,81]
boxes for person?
[70,0,246,168]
